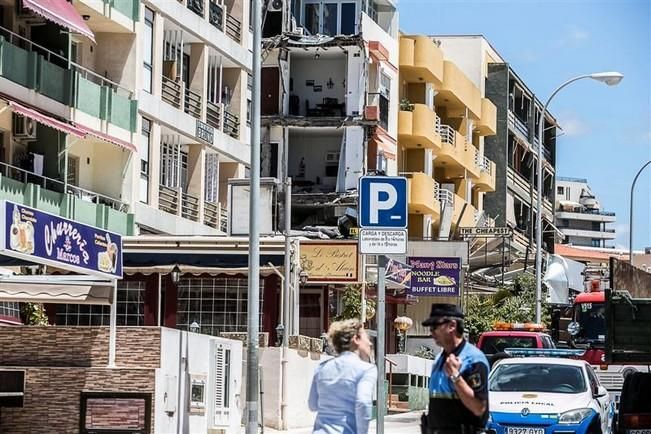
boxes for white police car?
[488,352,615,434]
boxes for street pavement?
[242,411,422,433]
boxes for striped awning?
[8,101,85,138]
[77,125,137,152]
[21,0,95,42]
[0,282,113,304]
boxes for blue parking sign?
[359,176,407,228]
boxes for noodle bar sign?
[407,257,461,296]
[0,201,122,279]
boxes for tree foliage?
[334,284,377,322]
[464,274,551,342]
[21,302,49,326]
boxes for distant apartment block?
[555,177,616,248]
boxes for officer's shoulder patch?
[467,372,482,388]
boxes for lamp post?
[629,161,651,263]
[393,316,413,354]
[534,72,624,323]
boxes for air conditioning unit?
[12,115,36,140]
[267,0,283,12]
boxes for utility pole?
[245,0,262,431]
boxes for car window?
[542,336,555,348]
[480,336,537,354]
[489,363,587,394]
[585,364,599,392]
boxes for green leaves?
[334,284,377,322]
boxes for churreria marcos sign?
[0,201,122,279]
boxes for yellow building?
[398,35,497,239]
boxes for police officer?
[421,303,490,434]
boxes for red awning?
[373,131,397,160]
[8,101,85,138]
[77,125,137,152]
[22,0,95,42]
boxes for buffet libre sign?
[407,257,461,296]
[0,201,123,279]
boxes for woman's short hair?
[328,319,364,354]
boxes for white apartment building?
[556,176,616,248]
[259,0,399,230]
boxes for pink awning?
[8,101,85,138]
[77,125,137,153]
[22,0,95,42]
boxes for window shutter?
[212,342,230,427]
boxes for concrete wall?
[157,328,243,434]
[288,129,342,189]
[290,56,347,116]
[93,33,138,91]
[69,139,131,200]
[258,346,328,430]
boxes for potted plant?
[400,98,414,112]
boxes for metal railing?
[225,13,242,43]
[158,185,179,215]
[181,192,200,221]
[438,189,454,205]
[184,88,202,119]
[204,201,220,229]
[557,207,616,217]
[385,357,397,410]
[223,109,240,139]
[434,181,440,202]
[0,161,128,212]
[206,101,222,129]
[507,110,530,140]
[209,0,224,29]
[439,124,456,146]
[162,76,183,108]
[480,156,492,175]
[435,114,442,135]
[219,206,228,232]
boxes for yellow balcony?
[452,194,477,228]
[475,157,496,192]
[406,172,439,215]
[399,36,444,85]
[438,61,481,119]
[398,104,442,150]
[476,98,497,136]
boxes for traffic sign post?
[358,176,407,434]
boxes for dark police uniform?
[426,339,489,433]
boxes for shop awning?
[0,282,113,304]
[21,0,95,42]
[8,101,85,138]
[373,132,397,160]
[77,125,137,153]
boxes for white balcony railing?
[435,114,442,135]
[480,156,492,174]
[439,124,455,147]
[438,188,454,205]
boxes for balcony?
[508,110,530,142]
[559,228,617,241]
[555,209,616,223]
[74,0,139,32]
[204,201,228,232]
[0,163,133,235]
[506,167,554,218]
[438,61,481,119]
[436,125,469,172]
[405,172,438,216]
[158,185,200,222]
[365,92,390,131]
[476,98,497,136]
[208,0,242,43]
[0,29,137,133]
[399,36,444,85]
[398,104,441,150]
[475,156,496,192]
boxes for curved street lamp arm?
[629,160,651,262]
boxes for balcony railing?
[435,114,442,135]
[206,101,222,129]
[225,13,242,43]
[158,185,179,215]
[223,109,240,139]
[187,0,204,17]
[508,110,529,140]
[0,161,128,212]
[184,88,202,119]
[480,156,492,175]
[181,192,199,221]
[438,188,454,205]
[162,75,182,108]
[204,201,228,232]
[439,124,456,147]
[209,0,224,29]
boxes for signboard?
[407,257,461,296]
[459,226,512,237]
[196,119,214,145]
[0,201,123,279]
[359,229,407,254]
[358,176,407,228]
[384,258,412,289]
[299,242,359,283]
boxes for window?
[246,99,252,125]
[142,7,154,93]
[55,281,147,326]
[303,1,357,36]
[80,392,151,434]
[340,2,356,34]
[139,118,151,203]
[204,153,219,203]
[557,186,564,195]
[0,302,20,321]
[176,277,264,336]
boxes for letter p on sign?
[359,176,407,228]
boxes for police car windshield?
[481,336,537,354]
[489,363,587,394]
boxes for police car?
[488,350,615,434]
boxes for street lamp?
[393,316,413,354]
[535,72,624,323]
[629,161,651,263]
[189,321,200,333]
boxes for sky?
[398,0,651,251]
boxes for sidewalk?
[242,411,422,433]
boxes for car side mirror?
[594,385,608,397]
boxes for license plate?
[627,430,651,434]
[507,427,544,434]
